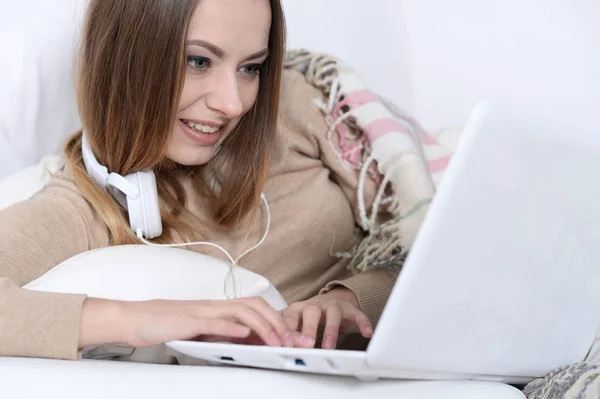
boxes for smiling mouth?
[181,119,221,134]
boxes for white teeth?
[183,120,220,134]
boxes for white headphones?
[81,133,163,239]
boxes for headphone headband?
[81,133,109,189]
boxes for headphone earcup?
[124,171,162,239]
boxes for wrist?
[79,297,130,348]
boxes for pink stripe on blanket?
[339,91,440,148]
[420,131,439,146]
[365,118,412,142]
[342,90,379,105]
[427,155,452,173]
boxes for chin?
[166,145,218,166]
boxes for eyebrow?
[186,39,269,62]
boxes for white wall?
[281,0,415,113]
[0,0,86,178]
[402,0,600,132]
[283,0,600,132]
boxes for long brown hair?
[64,0,286,244]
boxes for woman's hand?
[79,296,295,349]
[281,287,373,349]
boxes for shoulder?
[276,70,330,157]
[36,164,90,206]
[280,69,326,127]
[13,163,110,247]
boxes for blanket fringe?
[285,49,447,273]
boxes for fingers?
[300,304,321,346]
[320,303,373,349]
[229,304,284,347]
[241,297,290,342]
[194,297,373,352]
[352,311,374,338]
[281,305,315,348]
[281,302,370,349]
[281,305,301,331]
[209,297,293,347]
[244,297,295,347]
[335,306,373,338]
[322,305,342,349]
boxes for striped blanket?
[285,49,453,274]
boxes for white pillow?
[24,245,287,310]
[0,154,66,210]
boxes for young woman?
[0,0,396,361]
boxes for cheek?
[240,81,261,113]
[178,77,198,111]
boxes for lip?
[179,119,223,146]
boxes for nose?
[206,70,244,119]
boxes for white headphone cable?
[137,193,270,299]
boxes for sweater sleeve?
[280,70,398,326]
[0,175,109,359]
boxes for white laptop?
[166,102,600,383]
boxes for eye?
[239,64,263,76]
[187,56,210,70]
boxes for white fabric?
[0,357,526,399]
[0,126,27,178]
[24,245,287,309]
[431,126,463,153]
[0,154,65,210]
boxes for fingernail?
[302,335,315,347]
[270,332,282,346]
[283,332,293,347]
[324,336,335,350]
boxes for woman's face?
[166,0,272,166]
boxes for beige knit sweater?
[0,70,396,360]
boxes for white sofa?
[8,0,585,397]
[1,357,525,399]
